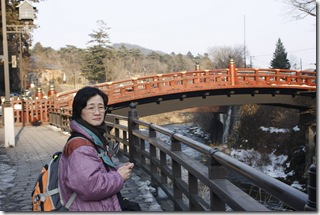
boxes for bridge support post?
[305,164,316,211]
[128,102,139,163]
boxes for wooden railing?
[2,63,316,126]
[1,98,55,126]
[46,103,313,211]
[55,64,316,109]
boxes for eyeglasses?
[84,106,108,113]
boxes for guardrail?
[1,98,55,126]
[47,103,313,211]
[2,63,316,127]
[56,63,316,109]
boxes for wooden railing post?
[275,69,281,83]
[208,149,227,211]
[48,80,57,98]
[21,98,25,126]
[149,125,158,191]
[228,58,236,86]
[305,164,317,211]
[132,77,138,92]
[128,102,139,163]
[171,135,182,210]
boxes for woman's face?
[81,95,106,126]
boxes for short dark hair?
[72,86,108,120]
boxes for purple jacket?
[58,122,124,211]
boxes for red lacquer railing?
[4,62,316,126]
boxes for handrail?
[46,104,313,211]
[112,106,310,211]
[211,150,308,211]
[55,66,316,109]
[3,61,316,126]
[5,63,316,127]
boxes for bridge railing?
[55,64,316,109]
[2,64,316,127]
[235,68,316,86]
[46,102,311,211]
[2,98,55,126]
[48,107,72,132]
[106,104,309,211]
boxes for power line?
[288,47,316,53]
[254,47,316,57]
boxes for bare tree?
[280,0,316,19]
[207,45,246,68]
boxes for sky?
[31,0,316,70]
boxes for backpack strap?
[67,132,112,164]
[64,192,77,209]
[64,137,94,157]
[37,188,59,202]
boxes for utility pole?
[243,15,246,68]
[2,0,10,107]
[1,0,15,147]
[1,0,35,147]
[250,56,254,68]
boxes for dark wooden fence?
[46,103,314,211]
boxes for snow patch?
[291,181,304,191]
[230,148,288,178]
[260,125,300,133]
[260,126,289,133]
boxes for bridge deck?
[0,125,162,211]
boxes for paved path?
[0,125,163,212]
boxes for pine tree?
[270,38,291,69]
[81,20,111,83]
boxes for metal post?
[2,0,15,147]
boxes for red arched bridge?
[8,60,316,126]
[4,61,316,211]
[57,60,316,116]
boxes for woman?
[58,86,134,211]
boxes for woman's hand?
[117,162,134,180]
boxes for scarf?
[72,119,115,168]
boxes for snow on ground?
[230,148,288,178]
[260,125,300,133]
